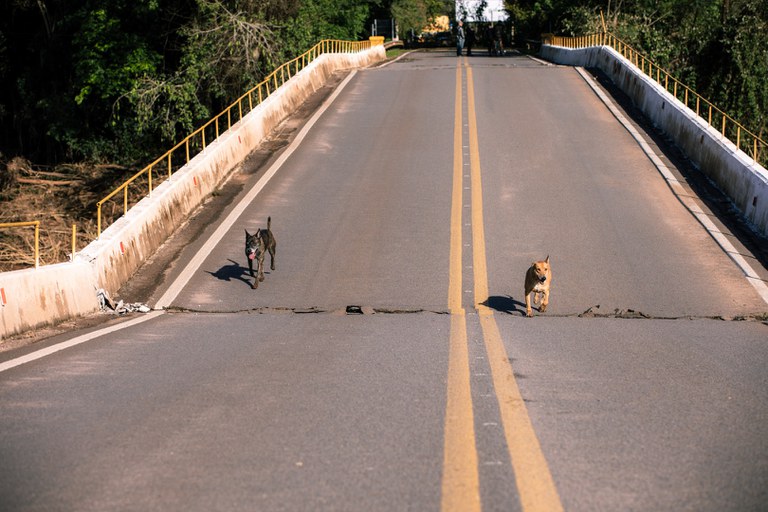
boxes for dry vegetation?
[0,156,143,271]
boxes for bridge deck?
[1,50,766,512]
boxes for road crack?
[160,304,767,323]
[162,305,448,316]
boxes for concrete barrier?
[540,44,768,239]
[0,46,386,340]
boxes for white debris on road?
[97,288,151,315]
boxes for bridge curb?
[0,47,386,341]
[540,44,768,241]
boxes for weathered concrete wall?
[0,47,386,340]
[540,44,768,238]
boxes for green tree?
[392,0,430,34]
[0,0,382,167]
[282,0,372,55]
[700,0,768,137]
[510,0,768,139]
[67,3,164,162]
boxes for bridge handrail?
[0,221,40,269]
[95,38,373,237]
[543,32,767,169]
[2,39,374,270]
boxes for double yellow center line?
[442,58,564,512]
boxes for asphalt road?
[1,50,767,512]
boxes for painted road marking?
[442,59,481,512]
[477,312,564,512]
[448,59,466,317]
[0,311,164,374]
[465,62,565,512]
[442,313,481,512]
[574,67,768,306]
[155,70,360,309]
[1,70,362,373]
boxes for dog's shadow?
[206,259,257,288]
[483,295,528,316]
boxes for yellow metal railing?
[543,32,767,168]
[96,38,372,236]
[1,39,371,270]
[0,221,40,269]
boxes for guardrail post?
[86,38,379,242]
[34,221,39,268]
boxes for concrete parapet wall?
[0,46,386,340]
[540,44,768,238]
[0,262,97,338]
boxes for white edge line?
[0,311,164,374]
[154,69,359,309]
[575,67,768,306]
[370,49,415,69]
[526,54,553,66]
[0,70,360,373]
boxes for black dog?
[244,217,276,289]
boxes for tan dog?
[524,256,551,317]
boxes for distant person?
[485,25,494,55]
[456,21,465,56]
[493,23,504,56]
[466,25,475,56]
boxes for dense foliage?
[509,0,768,140]
[0,0,382,167]
[1,0,765,268]
[2,0,766,169]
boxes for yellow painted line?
[442,314,481,512]
[464,65,489,308]
[478,314,563,512]
[448,62,465,315]
[441,59,481,512]
[465,63,564,512]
